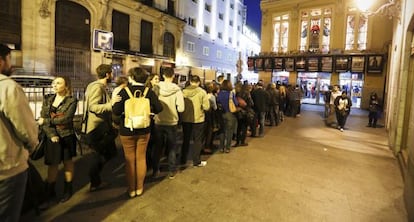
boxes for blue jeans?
[153,124,178,172]
[220,112,237,150]
[0,170,28,222]
[250,111,266,136]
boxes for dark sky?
[245,0,261,37]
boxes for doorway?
[297,72,331,105]
[339,72,364,108]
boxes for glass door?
[339,72,364,108]
[297,72,331,105]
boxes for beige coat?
[83,81,112,134]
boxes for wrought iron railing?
[22,86,86,120]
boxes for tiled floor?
[22,105,408,222]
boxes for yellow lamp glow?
[356,0,374,12]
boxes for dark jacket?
[112,83,162,136]
[40,94,78,138]
[251,87,269,112]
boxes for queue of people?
[0,41,384,222]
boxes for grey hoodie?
[154,81,185,126]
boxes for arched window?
[55,1,91,79]
[163,32,175,58]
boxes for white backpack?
[124,87,151,131]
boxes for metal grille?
[55,46,91,85]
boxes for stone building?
[259,0,413,219]
[1,0,185,84]
[258,0,393,109]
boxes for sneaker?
[340,128,344,132]
[196,161,207,167]
[239,143,248,146]
[168,171,177,179]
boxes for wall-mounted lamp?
[357,0,401,21]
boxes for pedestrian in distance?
[334,91,352,132]
[0,43,39,222]
[367,92,381,128]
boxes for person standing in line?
[334,91,352,132]
[152,67,184,179]
[217,80,238,152]
[84,64,120,192]
[203,82,218,153]
[367,92,381,128]
[112,67,162,198]
[326,84,342,127]
[250,81,269,137]
[144,73,160,175]
[38,76,78,207]
[0,43,38,222]
[180,75,210,166]
[234,83,253,146]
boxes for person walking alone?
[334,91,352,132]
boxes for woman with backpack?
[112,67,162,198]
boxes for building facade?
[259,0,414,219]
[1,0,260,86]
[1,0,185,84]
[176,0,261,83]
[258,0,393,108]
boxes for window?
[204,25,210,34]
[188,17,196,27]
[299,7,331,53]
[238,10,241,15]
[112,10,130,50]
[230,3,234,9]
[163,32,175,58]
[187,41,195,52]
[140,20,153,54]
[345,8,368,51]
[272,14,289,53]
[203,46,209,56]
[229,20,233,26]
[205,3,211,12]
[0,0,22,48]
[219,13,224,20]
[229,37,232,43]
[217,50,222,59]
[237,26,240,31]
[192,0,197,3]
[218,32,223,39]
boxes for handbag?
[236,96,247,108]
[229,92,238,113]
[30,127,47,160]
